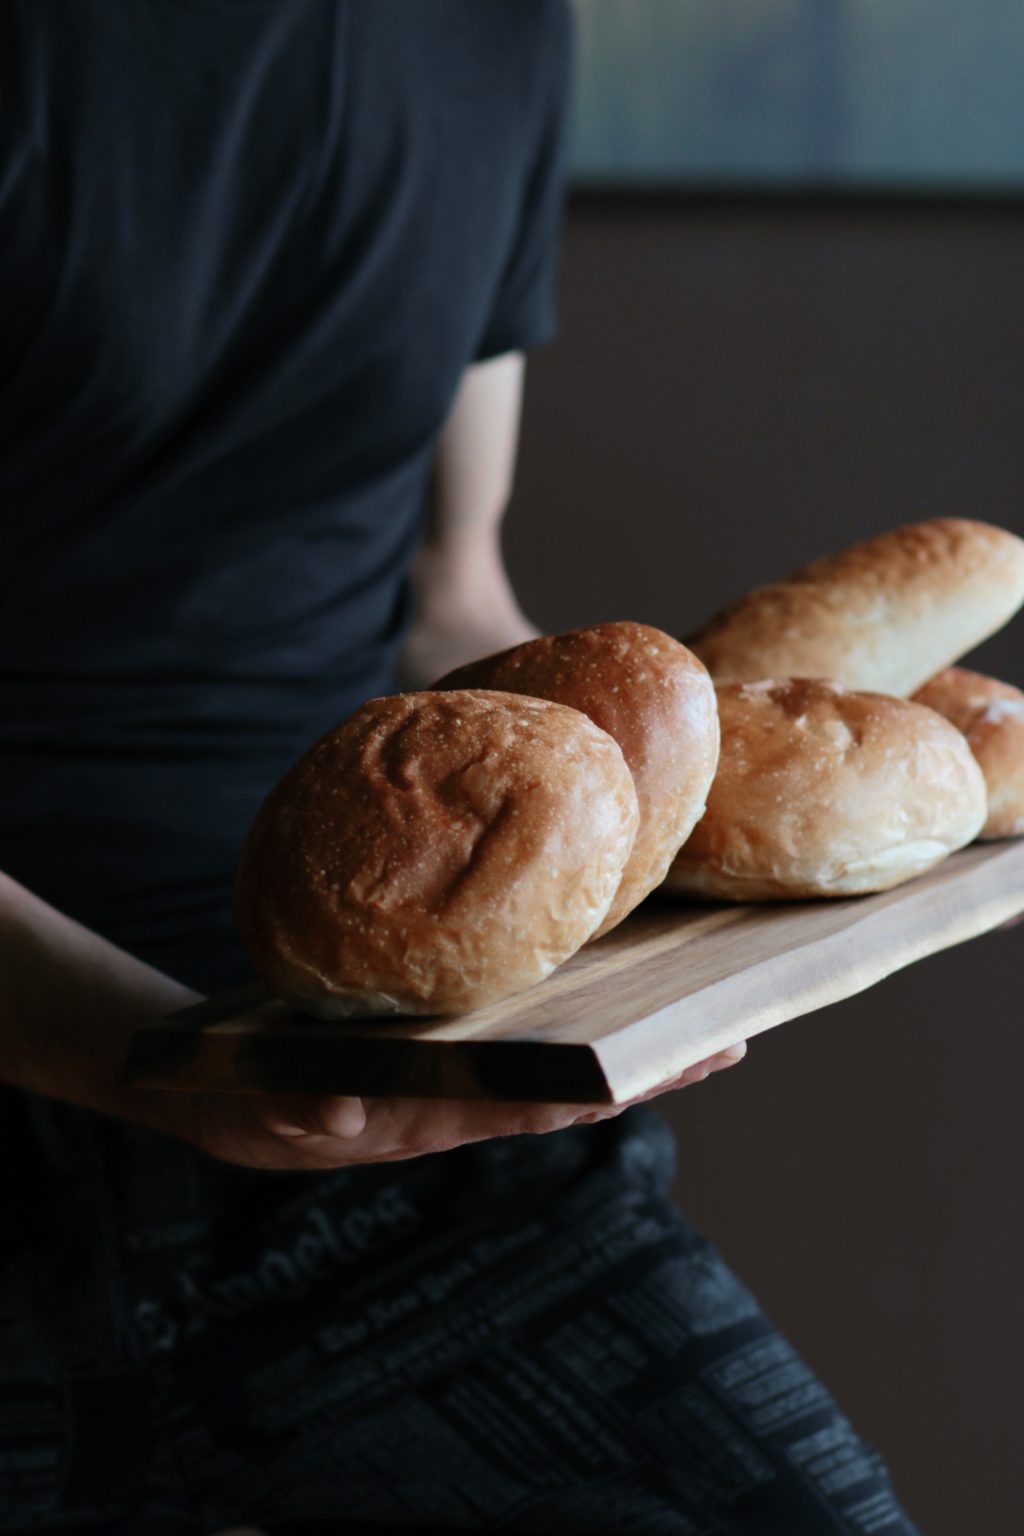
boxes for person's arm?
[0,868,200,1120]
[398,351,540,688]
[1,868,743,1169]
[1,347,740,1170]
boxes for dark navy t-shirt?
[0,0,572,988]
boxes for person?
[0,3,921,1532]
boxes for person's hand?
[158,1041,747,1170]
[398,599,538,691]
[397,527,539,690]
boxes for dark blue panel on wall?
[574,0,1024,189]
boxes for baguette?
[688,518,1024,696]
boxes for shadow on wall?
[510,197,1024,685]
[508,196,1024,1536]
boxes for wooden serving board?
[126,841,1024,1105]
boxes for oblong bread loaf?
[236,690,639,1017]
[913,667,1024,840]
[687,518,1024,696]
[664,678,987,901]
[437,622,720,936]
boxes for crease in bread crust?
[236,690,640,1016]
[666,679,987,901]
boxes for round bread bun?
[664,678,987,901]
[235,690,639,1018]
[912,667,1024,840]
[436,622,720,936]
[687,518,1024,697]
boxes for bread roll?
[436,622,719,935]
[912,667,1024,840]
[664,679,987,901]
[235,690,639,1017]
[688,519,1024,696]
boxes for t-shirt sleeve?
[473,0,575,361]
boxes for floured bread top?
[914,667,1024,839]
[665,677,987,900]
[438,621,719,935]
[236,689,639,1015]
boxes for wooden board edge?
[125,1024,615,1104]
[593,855,1023,1103]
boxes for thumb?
[261,1093,368,1140]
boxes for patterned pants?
[2,1094,920,1535]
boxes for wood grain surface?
[126,840,1024,1104]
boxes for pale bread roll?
[688,518,1024,696]
[437,622,720,935]
[235,690,639,1017]
[912,667,1024,840]
[665,679,987,901]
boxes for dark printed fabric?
[1,1100,920,1535]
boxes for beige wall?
[509,197,1024,1535]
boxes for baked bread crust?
[664,678,987,900]
[437,622,720,935]
[688,519,1024,696]
[913,667,1024,839]
[235,690,639,1017]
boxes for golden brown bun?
[664,679,987,900]
[688,519,1024,696]
[912,667,1024,840]
[436,622,720,935]
[235,690,639,1017]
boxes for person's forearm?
[0,869,200,1119]
[400,352,539,685]
[412,520,534,633]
